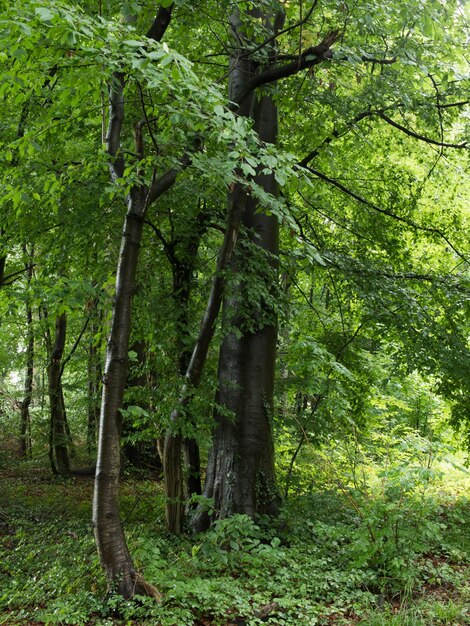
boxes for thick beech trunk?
[193,105,281,529]
[47,312,70,475]
[192,12,282,531]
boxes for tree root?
[134,572,163,602]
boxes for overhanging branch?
[301,165,468,263]
[376,111,467,149]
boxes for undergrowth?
[0,443,469,625]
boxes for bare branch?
[60,314,92,378]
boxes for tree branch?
[233,30,340,107]
[376,111,467,148]
[299,110,375,167]
[301,165,468,262]
[145,217,175,261]
[146,4,174,42]
[60,314,91,378]
[106,72,125,181]
[300,103,467,169]
[2,264,37,287]
[438,100,469,109]
[237,0,318,62]
[146,154,192,207]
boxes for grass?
[0,451,469,626]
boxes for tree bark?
[192,10,282,532]
[92,192,153,598]
[92,3,174,598]
[86,321,101,453]
[47,312,70,475]
[19,255,34,459]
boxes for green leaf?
[35,7,54,21]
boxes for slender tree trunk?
[87,326,101,452]
[192,11,282,532]
[92,4,174,597]
[19,248,34,458]
[0,256,5,288]
[92,191,155,599]
[19,309,33,459]
[47,312,70,475]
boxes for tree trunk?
[19,250,34,458]
[92,4,174,597]
[0,255,5,288]
[86,324,101,453]
[192,11,282,531]
[47,312,70,475]
[93,191,152,598]
[19,304,33,458]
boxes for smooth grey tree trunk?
[92,190,157,598]
[92,4,175,597]
[192,10,282,531]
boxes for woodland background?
[0,0,469,624]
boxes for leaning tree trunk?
[192,11,282,532]
[47,312,70,475]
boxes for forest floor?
[0,457,469,626]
